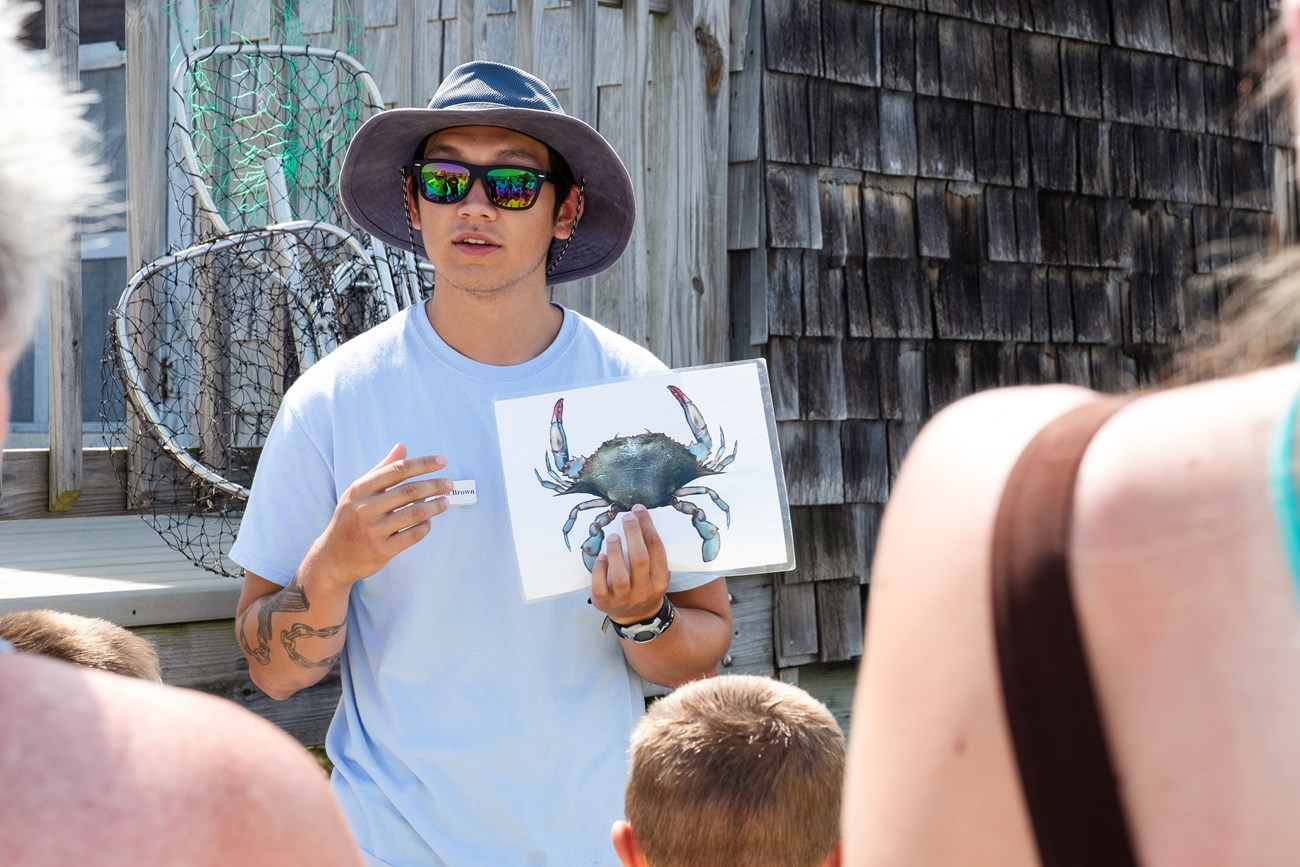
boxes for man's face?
[408,125,577,300]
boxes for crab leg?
[563,498,610,552]
[671,497,721,562]
[667,386,714,462]
[582,505,625,572]
[534,454,573,493]
[675,486,732,529]
[705,433,739,473]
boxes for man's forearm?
[620,599,732,688]
[237,575,350,700]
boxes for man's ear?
[553,184,582,240]
[611,819,649,867]
[822,839,843,867]
[406,174,423,231]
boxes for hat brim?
[339,107,634,285]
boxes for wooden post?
[397,0,415,108]
[515,0,543,75]
[646,0,730,368]
[458,0,485,65]
[619,0,650,346]
[684,0,730,366]
[124,0,171,508]
[46,0,82,512]
[551,0,599,319]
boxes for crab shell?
[566,432,717,510]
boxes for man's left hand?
[590,504,670,624]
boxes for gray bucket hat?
[339,61,634,285]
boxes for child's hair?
[625,675,845,867]
[0,610,162,681]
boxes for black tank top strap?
[990,396,1139,867]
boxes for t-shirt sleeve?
[228,402,338,587]
[666,571,724,593]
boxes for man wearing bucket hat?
[231,61,732,866]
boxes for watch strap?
[602,597,676,642]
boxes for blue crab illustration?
[534,386,739,571]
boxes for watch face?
[627,625,661,642]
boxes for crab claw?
[581,531,604,571]
[694,514,721,562]
[550,398,571,466]
[668,385,714,461]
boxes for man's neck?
[423,288,563,366]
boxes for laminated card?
[495,359,796,600]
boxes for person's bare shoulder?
[845,385,1100,867]
[874,384,1100,587]
[0,653,362,867]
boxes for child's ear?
[610,819,649,867]
[822,839,843,867]
[553,185,582,240]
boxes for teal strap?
[1269,384,1300,598]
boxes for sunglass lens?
[420,162,471,203]
[485,168,539,209]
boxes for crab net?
[170,42,378,235]
[99,17,436,576]
[102,224,396,576]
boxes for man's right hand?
[236,444,453,699]
[306,443,453,589]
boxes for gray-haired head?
[0,1,108,356]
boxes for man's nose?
[458,177,495,215]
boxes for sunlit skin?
[405,125,580,367]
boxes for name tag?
[434,480,478,507]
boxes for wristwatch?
[603,597,676,643]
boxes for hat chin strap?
[400,167,435,293]
[546,178,585,279]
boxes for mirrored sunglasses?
[413,160,556,210]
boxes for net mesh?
[171,46,375,238]
[103,32,431,577]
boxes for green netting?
[101,7,432,576]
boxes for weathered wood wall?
[165,0,727,371]
[730,0,1286,673]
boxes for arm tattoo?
[237,578,311,666]
[281,622,345,669]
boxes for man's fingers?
[603,533,631,597]
[620,512,651,578]
[378,492,451,536]
[371,442,407,471]
[630,505,664,555]
[360,452,449,492]
[590,552,610,606]
[376,476,456,512]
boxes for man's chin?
[436,258,548,299]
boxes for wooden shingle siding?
[821,0,878,88]
[738,0,1285,672]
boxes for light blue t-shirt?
[230,304,715,867]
